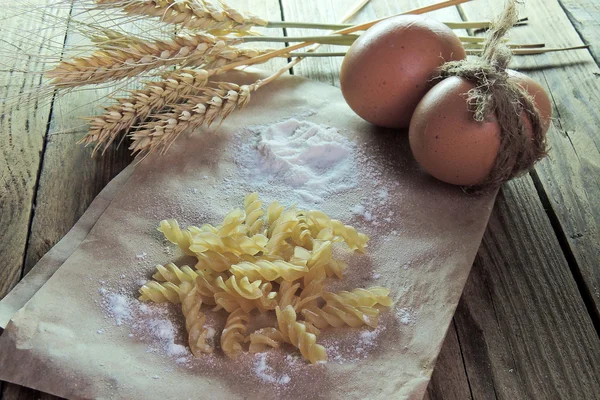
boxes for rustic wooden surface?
[1,0,599,399]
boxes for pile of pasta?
[139,193,392,364]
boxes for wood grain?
[0,2,69,298]
[461,0,600,340]
[424,323,472,400]
[454,176,600,399]
[558,0,600,65]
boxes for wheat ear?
[47,33,221,87]
[80,69,212,154]
[46,32,278,88]
[129,81,254,156]
[95,0,267,31]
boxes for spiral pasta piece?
[221,308,250,359]
[328,287,392,308]
[330,220,369,253]
[189,231,240,254]
[215,275,263,299]
[229,260,308,282]
[301,302,380,329]
[277,281,301,309]
[190,232,267,256]
[201,274,276,313]
[214,290,277,313]
[290,210,313,248]
[158,219,195,256]
[294,279,324,311]
[139,281,193,303]
[276,305,327,364]
[188,224,219,235]
[302,240,333,286]
[195,250,240,272]
[249,327,286,353]
[266,200,284,228]
[269,210,298,237]
[217,208,247,237]
[307,211,369,252]
[182,286,212,355]
[152,263,198,284]
[243,192,264,236]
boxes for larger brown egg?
[408,76,501,186]
[340,15,466,128]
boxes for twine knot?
[433,0,548,191]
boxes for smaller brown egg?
[507,69,553,134]
[408,76,501,186]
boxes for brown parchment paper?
[0,70,495,400]
[0,165,136,329]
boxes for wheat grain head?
[129,81,254,156]
[95,0,267,31]
[80,68,212,154]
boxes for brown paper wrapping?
[0,70,495,400]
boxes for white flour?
[237,118,357,204]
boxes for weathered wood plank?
[558,0,600,66]
[461,0,600,342]
[454,175,600,399]
[424,323,472,400]
[2,384,64,400]
[0,2,70,297]
[22,134,133,275]
[231,0,288,71]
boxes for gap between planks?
[19,3,74,281]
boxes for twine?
[433,0,548,191]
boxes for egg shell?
[340,15,466,128]
[408,76,501,186]
[507,69,553,134]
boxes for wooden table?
[1,0,599,398]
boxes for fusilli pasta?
[182,286,212,355]
[158,219,195,256]
[139,193,390,363]
[243,192,264,236]
[301,302,380,329]
[276,305,327,364]
[221,308,250,359]
[229,260,308,282]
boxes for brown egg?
[340,15,466,129]
[408,76,501,186]
[507,69,553,134]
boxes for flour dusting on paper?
[237,118,357,204]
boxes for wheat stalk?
[80,68,212,154]
[95,0,267,31]
[46,32,278,87]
